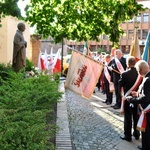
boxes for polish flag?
[53,48,61,73]
[44,49,48,69]
[48,47,54,70]
[37,51,45,70]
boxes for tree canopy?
[25,0,145,45]
[0,0,22,22]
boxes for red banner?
[65,50,103,99]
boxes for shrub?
[25,58,34,71]
[0,63,13,81]
[0,71,62,150]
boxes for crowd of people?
[12,22,150,150]
[91,49,150,150]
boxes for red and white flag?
[53,48,61,73]
[65,50,103,99]
[44,49,49,69]
[48,47,54,70]
[137,104,150,132]
[37,51,45,70]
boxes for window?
[128,18,134,23]
[142,30,148,39]
[143,13,149,23]
[121,46,130,54]
[136,14,141,22]
[128,30,134,39]
[121,30,127,39]
[138,30,141,39]
[125,46,130,53]
[102,34,108,40]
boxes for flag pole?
[87,41,90,56]
[73,49,121,74]
[61,38,64,77]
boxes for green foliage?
[0,63,13,81]
[53,73,60,83]
[67,52,72,55]
[25,58,35,72]
[0,0,22,26]
[97,48,109,54]
[0,0,21,17]
[0,71,62,150]
[25,0,146,45]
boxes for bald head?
[135,60,149,76]
[17,22,26,32]
[126,56,136,68]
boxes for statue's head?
[17,22,26,32]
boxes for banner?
[44,49,48,69]
[48,47,54,70]
[65,50,103,99]
[37,51,45,70]
[142,31,150,64]
[129,28,141,61]
[53,48,61,73]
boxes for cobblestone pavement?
[65,89,141,150]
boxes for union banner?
[65,50,103,99]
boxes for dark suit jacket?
[119,67,140,94]
[110,57,127,84]
[104,62,112,83]
[136,71,150,109]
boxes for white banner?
[65,50,103,99]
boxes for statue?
[12,22,27,72]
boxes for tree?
[0,0,22,17]
[25,0,145,45]
[0,0,22,26]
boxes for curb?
[56,80,72,150]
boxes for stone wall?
[0,16,69,68]
[0,16,30,64]
[30,35,41,67]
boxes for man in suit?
[103,54,113,105]
[128,60,150,150]
[109,49,127,109]
[119,56,142,142]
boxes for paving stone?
[65,89,141,150]
[56,81,142,150]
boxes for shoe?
[137,145,142,150]
[111,104,116,107]
[134,135,139,140]
[120,135,132,142]
[113,105,120,109]
[106,102,111,105]
[133,132,140,140]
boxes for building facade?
[66,9,150,54]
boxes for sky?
[17,0,30,17]
[138,1,150,8]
